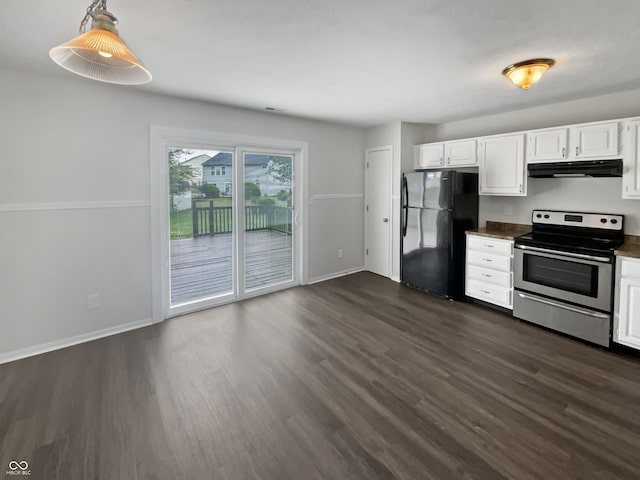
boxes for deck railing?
[192,200,292,237]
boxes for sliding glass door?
[241,151,294,291]
[168,147,235,306]
[165,144,297,316]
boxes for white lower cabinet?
[465,234,514,309]
[614,256,640,350]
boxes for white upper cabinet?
[412,116,637,199]
[446,139,477,167]
[414,143,444,169]
[623,119,640,199]
[570,121,620,159]
[479,133,526,196]
[527,127,569,163]
[526,121,621,162]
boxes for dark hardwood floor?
[2,272,640,479]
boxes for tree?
[245,182,261,202]
[267,155,292,185]
[201,183,220,198]
[168,148,197,195]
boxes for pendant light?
[49,0,151,85]
[502,59,555,90]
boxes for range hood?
[528,160,623,178]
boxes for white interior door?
[365,147,392,277]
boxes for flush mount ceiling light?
[49,0,151,85]
[502,58,555,90]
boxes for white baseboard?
[391,275,400,283]
[308,267,365,285]
[0,318,153,365]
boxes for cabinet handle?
[483,258,493,263]
[482,273,492,278]
[519,184,523,193]
[575,145,580,156]
[484,244,494,248]
[562,147,566,158]
[447,157,450,164]
[481,290,491,295]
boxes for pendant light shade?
[49,5,151,85]
[502,59,555,90]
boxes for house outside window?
[211,166,226,176]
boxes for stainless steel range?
[514,210,625,347]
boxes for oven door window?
[523,254,598,297]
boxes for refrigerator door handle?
[402,175,408,208]
[402,207,408,237]
[402,176,409,237]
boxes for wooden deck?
[170,230,292,304]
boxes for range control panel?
[531,210,624,231]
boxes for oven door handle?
[515,244,611,263]
[516,292,610,319]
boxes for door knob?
[382,218,389,223]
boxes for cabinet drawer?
[467,235,512,256]
[467,265,511,288]
[621,258,640,279]
[467,280,512,308]
[466,250,511,272]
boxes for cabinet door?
[527,128,568,163]
[446,139,477,167]
[479,134,526,196]
[571,122,620,159]
[415,143,445,169]
[623,120,640,199]
[616,276,640,350]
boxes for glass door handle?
[382,218,389,223]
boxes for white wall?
[0,69,365,359]
[433,88,640,234]
[435,88,640,141]
[364,122,433,280]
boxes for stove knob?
[611,219,618,225]
[601,218,608,224]
[544,214,550,219]
[536,214,542,218]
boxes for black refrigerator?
[401,170,478,299]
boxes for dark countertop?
[466,221,531,241]
[615,235,640,259]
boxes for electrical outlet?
[337,249,343,258]
[88,293,101,310]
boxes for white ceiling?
[3,0,640,127]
